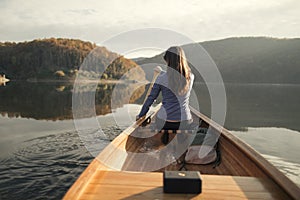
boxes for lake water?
[0,81,299,199]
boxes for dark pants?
[155,117,193,145]
[155,117,193,131]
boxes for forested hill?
[137,37,300,84]
[0,38,145,81]
[2,37,299,83]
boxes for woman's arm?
[137,81,161,118]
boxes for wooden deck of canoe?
[64,105,300,200]
[73,171,292,200]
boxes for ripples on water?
[263,154,300,187]
[0,126,124,200]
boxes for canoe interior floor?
[122,122,247,175]
[120,116,222,173]
[122,116,276,178]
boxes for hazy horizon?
[1,0,299,57]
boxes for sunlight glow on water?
[262,154,300,187]
[231,127,300,186]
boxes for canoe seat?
[153,129,195,134]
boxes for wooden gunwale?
[189,106,300,200]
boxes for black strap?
[213,141,222,168]
[161,132,169,145]
[178,160,187,171]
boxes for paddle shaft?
[142,68,161,105]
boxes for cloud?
[66,9,97,16]
[0,0,299,56]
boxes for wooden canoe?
[64,104,300,199]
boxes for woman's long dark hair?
[163,46,191,95]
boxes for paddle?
[136,66,162,123]
[142,66,162,105]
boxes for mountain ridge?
[136,37,300,84]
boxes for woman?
[137,46,194,139]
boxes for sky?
[0,0,299,57]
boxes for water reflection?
[193,83,300,132]
[0,82,299,132]
[0,82,145,120]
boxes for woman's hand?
[136,115,140,121]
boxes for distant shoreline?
[7,79,299,86]
[26,78,146,84]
